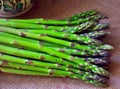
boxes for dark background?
[1,0,120,89]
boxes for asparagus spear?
[0,19,108,34]
[19,22,109,34]
[0,20,96,34]
[0,45,78,68]
[0,35,110,76]
[0,44,109,66]
[63,10,99,21]
[0,32,108,57]
[0,60,108,81]
[48,47,109,57]
[22,21,96,34]
[23,29,102,45]
[0,53,68,70]
[0,52,109,83]
[0,53,81,74]
[0,26,113,50]
[0,14,106,26]
[0,60,77,76]
[0,66,60,76]
[0,66,108,87]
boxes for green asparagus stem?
[0,20,96,34]
[0,53,81,74]
[0,20,108,34]
[0,60,77,76]
[0,66,108,87]
[0,35,110,76]
[0,66,58,76]
[21,21,96,34]
[63,10,99,21]
[0,14,106,26]
[80,31,110,38]
[61,22,109,33]
[0,26,113,50]
[0,51,109,85]
[0,52,109,85]
[24,29,102,45]
[0,44,109,66]
[0,45,78,68]
[0,53,68,70]
[0,32,109,57]
[48,47,109,57]
[0,60,109,81]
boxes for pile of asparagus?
[0,10,113,87]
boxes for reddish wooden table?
[1,0,120,89]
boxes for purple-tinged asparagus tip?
[93,57,110,66]
[99,50,110,57]
[93,74,109,83]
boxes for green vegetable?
[0,14,106,26]
[0,66,108,87]
[0,35,110,76]
[0,45,109,66]
[0,26,113,51]
[63,10,99,21]
[23,29,102,45]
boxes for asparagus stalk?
[0,60,109,81]
[0,54,109,81]
[48,47,109,57]
[63,10,99,21]
[80,31,110,38]
[0,35,110,76]
[0,44,109,66]
[0,32,108,57]
[0,20,96,34]
[0,17,109,34]
[0,53,81,74]
[23,29,102,45]
[0,66,59,76]
[0,53,69,71]
[0,45,78,68]
[0,66,108,87]
[0,19,108,34]
[0,60,77,76]
[19,22,109,34]
[0,14,106,26]
[0,26,113,50]
[23,21,96,34]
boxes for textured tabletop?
[0,0,120,89]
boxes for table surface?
[0,0,120,89]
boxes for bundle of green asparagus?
[0,10,113,87]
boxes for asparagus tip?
[101,44,114,50]
[95,23,110,31]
